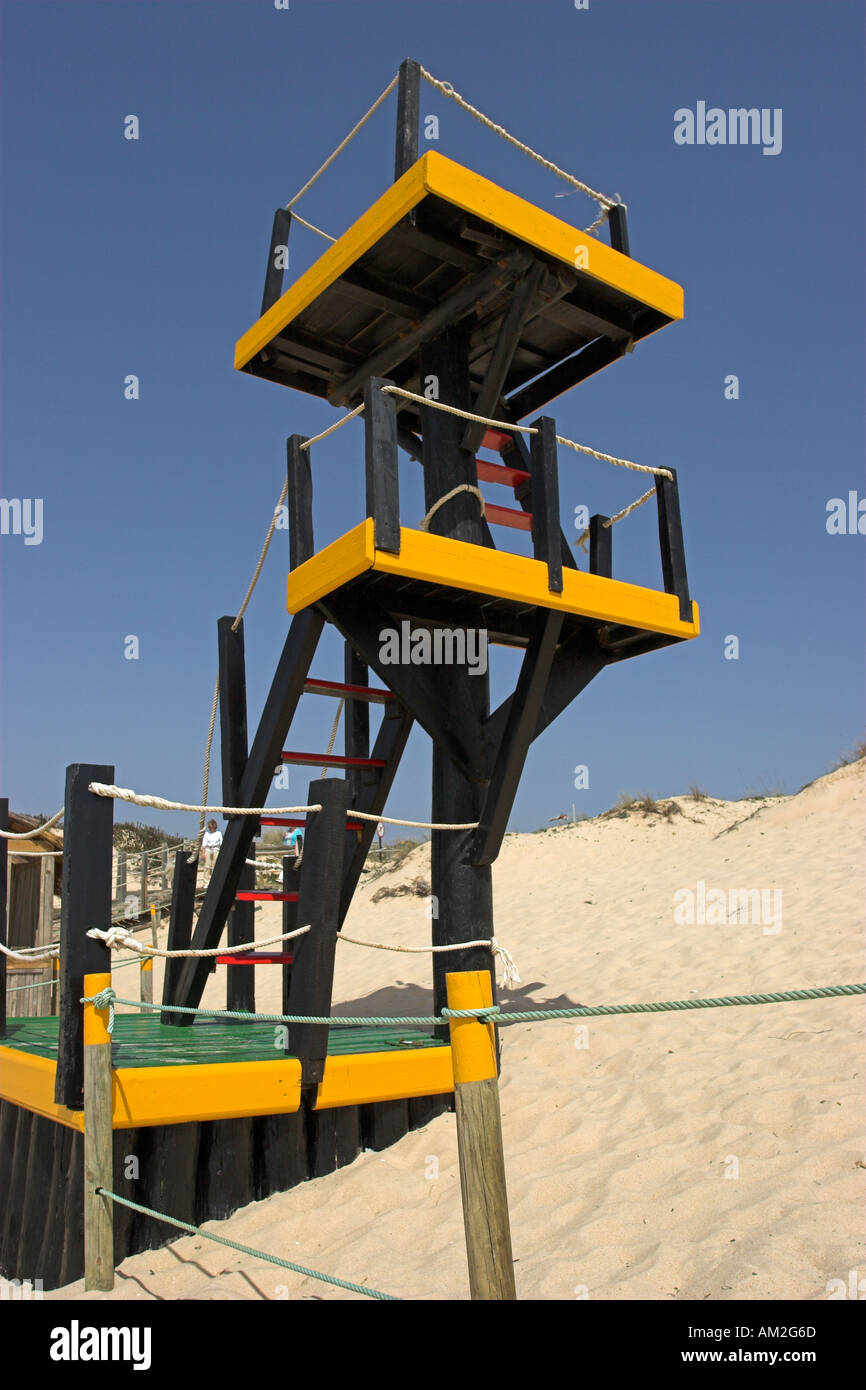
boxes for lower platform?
[1,1014,453,1129]
[286,519,700,649]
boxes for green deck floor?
[3,1015,445,1068]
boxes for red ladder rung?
[481,429,515,451]
[485,502,533,532]
[216,952,295,965]
[304,678,395,703]
[476,458,530,488]
[281,751,386,768]
[235,891,299,902]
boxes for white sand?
[50,760,865,1301]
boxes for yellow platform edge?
[287,519,700,641]
[0,1041,454,1129]
[235,151,683,374]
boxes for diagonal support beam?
[338,699,415,925]
[485,625,606,754]
[321,592,493,782]
[461,261,546,454]
[468,610,563,867]
[170,608,324,1021]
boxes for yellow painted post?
[140,954,153,1004]
[446,970,516,1300]
[83,970,114,1291]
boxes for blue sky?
[1,0,863,836]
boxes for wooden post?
[161,848,198,1022]
[529,415,563,594]
[140,952,153,1005]
[654,466,691,622]
[219,615,255,1014]
[0,798,8,1037]
[364,376,400,553]
[160,845,169,892]
[55,764,115,1107]
[281,853,301,1017]
[287,434,314,570]
[287,778,349,1085]
[261,207,292,316]
[394,57,421,181]
[115,850,126,901]
[446,970,516,1301]
[83,969,114,1291]
[589,514,612,578]
[420,330,496,1036]
[139,851,148,916]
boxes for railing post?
[139,851,148,917]
[160,845,169,893]
[446,970,516,1300]
[364,377,400,553]
[219,615,255,1014]
[0,798,8,1038]
[608,202,630,256]
[654,466,692,622]
[287,778,349,1086]
[55,764,115,1107]
[287,434,314,570]
[589,513,612,578]
[529,415,563,593]
[83,968,114,1291]
[260,207,292,316]
[115,850,126,902]
[394,57,421,181]
[161,848,199,1024]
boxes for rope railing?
[97,1190,400,1301]
[0,808,64,839]
[82,981,866,1034]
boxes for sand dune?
[50,759,865,1301]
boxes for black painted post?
[55,765,115,1108]
[161,849,199,1022]
[529,416,563,594]
[589,514,612,578]
[281,854,301,1018]
[420,329,496,1038]
[608,203,630,257]
[344,643,370,812]
[219,617,255,1014]
[654,467,691,622]
[287,434,314,570]
[364,377,400,553]
[260,208,292,317]
[0,798,8,1037]
[394,58,421,181]
[288,778,349,1086]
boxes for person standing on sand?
[201,819,223,876]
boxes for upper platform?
[235,152,684,420]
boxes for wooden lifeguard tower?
[0,61,698,1289]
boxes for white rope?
[420,485,485,531]
[379,385,671,480]
[88,783,477,831]
[321,699,345,777]
[7,849,63,857]
[0,941,59,962]
[418,65,616,230]
[0,808,64,839]
[290,211,336,243]
[286,74,399,210]
[575,484,657,551]
[339,932,521,989]
[86,924,311,959]
[88,784,322,817]
[299,403,365,451]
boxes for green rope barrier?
[82,982,866,1033]
[97,1190,401,1301]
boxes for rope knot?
[85,986,117,1033]
[490,937,521,989]
[87,925,145,953]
